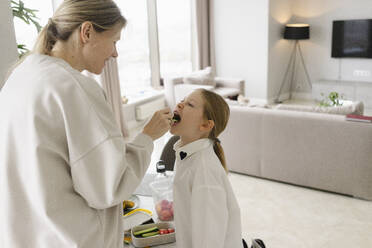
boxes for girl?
[170,89,244,248]
[0,0,171,247]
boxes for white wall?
[0,0,18,89]
[292,0,372,86]
[267,0,293,101]
[213,0,269,101]
[214,0,372,103]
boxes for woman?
[0,0,171,247]
[170,89,244,248]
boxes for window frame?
[146,0,161,88]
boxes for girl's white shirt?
[0,54,153,248]
[173,138,242,248]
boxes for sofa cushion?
[183,67,216,86]
[174,84,214,104]
[274,101,364,115]
[212,87,240,98]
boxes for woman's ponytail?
[7,19,57,79]
[33,19,58,55]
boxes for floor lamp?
[275,24,312,103]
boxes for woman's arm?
[71,132,153,209]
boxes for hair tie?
[214,137,221,144]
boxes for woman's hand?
[142,108,172,141]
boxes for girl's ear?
[200,119,214,132]
[80,21,93,44]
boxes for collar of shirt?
[173,138,213,161]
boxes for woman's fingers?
[142,107,172,140]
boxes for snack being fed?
[171,112,181,126]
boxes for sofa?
[220,105,372,200]
[164,76,244,109]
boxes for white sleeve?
[70,133,153,209]
[191,185,228,248]
[56,73,154,209]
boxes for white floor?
[148,133,372,248]
[230,173,372,248]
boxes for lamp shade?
[284,24,310,40]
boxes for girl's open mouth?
[171,113,181,126]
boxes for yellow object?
[124,236,132,244]
[123,208,153,231]
[123,200,135,209]
[123,208,152,217]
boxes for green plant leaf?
[17,43,29,58]
[11,0,41,32]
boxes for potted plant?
[11,0,41,57]
[318,91,344,107]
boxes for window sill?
[123,88,164,107]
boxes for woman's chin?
[86,65,104,75]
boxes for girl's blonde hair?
[199,89,230,172]
[34,0,126,55]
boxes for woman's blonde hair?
[34,0,126,55]
[5,0,126,81]
[199,89,230,172]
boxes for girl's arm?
[191,185,229,248]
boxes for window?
[157,0,192,78]
[115,0,152,98]
[115,0,192,99]
[12,0,192,100]
[12,0,53,54]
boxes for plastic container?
[131,222,176,247]
[150,161,174,221]
[155,160,168,180]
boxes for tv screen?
[332,19,372,58]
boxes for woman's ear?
[200,119,214,132]
[80,21,93,44]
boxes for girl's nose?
[177,102,184,109]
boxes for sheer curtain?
[100,58,129,137]
[191,0,215,72]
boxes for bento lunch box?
[131,222,175,247]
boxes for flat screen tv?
[332,19,372,58]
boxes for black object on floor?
[251,239,266,248]
[242,239,248,248]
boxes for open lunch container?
[131,222,176,247]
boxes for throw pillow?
[183,67,216,87]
